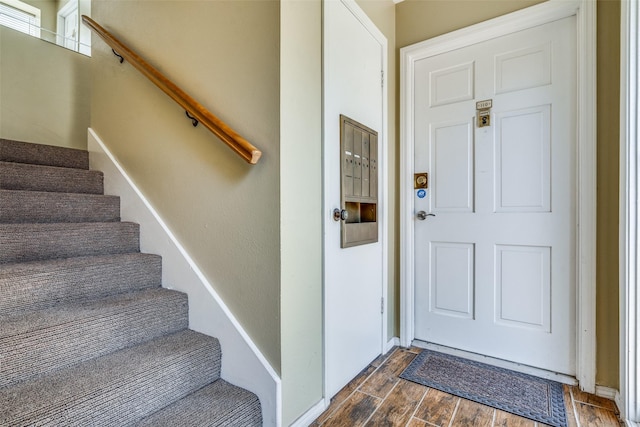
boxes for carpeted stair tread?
[135,380,262,427]
[0,329,222,426]
[0,161,104,194]
[1,288,189,389]
[0,189,120,223]
[0,139,89,169]
[0,222,139,264]
[0,253,162,316]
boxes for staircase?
[0,139,262,426]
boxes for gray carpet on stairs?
[0,222,140,263]
[1,288,189,389]
[0,161,104,194]
[136,380,263,427]
[0,138,89,169]
[0,253,162,315]
[0,330,222,426]
[0,139,262,426]
[0,189,121,223]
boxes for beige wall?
[396,0,621,388]
[90,1,282,372]
[356,0,398,343]
[280,0,323,424]
[0,26,90,149]
[396,0,544,47]
[596,0,620,389]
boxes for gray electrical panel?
[340,115,378,248]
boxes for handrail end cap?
[249,150,262,165]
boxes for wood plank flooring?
[312,347,622,427]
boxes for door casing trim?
[399,0,596,391]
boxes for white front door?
[413,17,576,375]
[324,0,386,398]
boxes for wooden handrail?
[82,15,262,165]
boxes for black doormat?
[400,350,567,427]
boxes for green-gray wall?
[280,0,323,424]
[0,26,90,149]
[90,0,282,374]
[596,0,620,389]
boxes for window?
[0,0,40,38]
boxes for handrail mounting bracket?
[112,49,124,64]
[185,111,199,127]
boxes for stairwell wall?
[89,0,281,375]
[0,27,91,149]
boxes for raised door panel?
[494,106,551,212]
[430,121,474,212]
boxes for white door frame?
[56,0,79,51]
[400,0,597,392]
[322,0,389,403]
[619,0,640,424]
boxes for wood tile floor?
[311,347,622,427]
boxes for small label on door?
[417,189,426,198]
[476,99,492,110]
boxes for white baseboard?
[386,337,400,352]
[289,399,326,427]
[87,128,281,426]
[595,385,619,402]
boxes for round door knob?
[333,208,349,221]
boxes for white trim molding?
[289,399,327,427]
[620,0,640,423]
[87,128,281,427]
[595,385,620,402]
[400,0,597,389]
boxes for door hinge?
[381,297,384,314]
[381,70,384,87]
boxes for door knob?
[333,208,349,221]
[416,211,435,220]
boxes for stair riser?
[1,331,222,426]
[0,223,140,264]
[0,162,104,194]
[0,139,89,169]
[0,190,120,223]
[1,290,189,389]
[0,254,162,316]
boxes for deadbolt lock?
[414,173,428,189]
